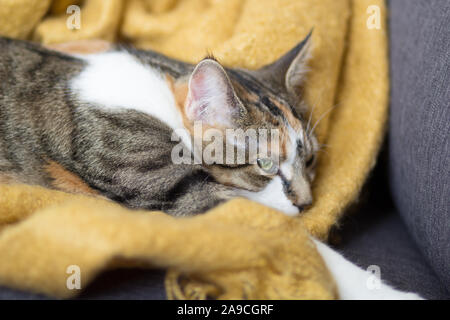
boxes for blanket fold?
[0,0,388,299]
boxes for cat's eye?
[257,158,278,174]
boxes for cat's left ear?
[255,30,312,97]
[185,59,242,128]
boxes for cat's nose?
[296,201,312,212]
[293,186,313,212]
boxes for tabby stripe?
[279,172,295,197]
[214,163,253,169]
[228,69,288,120]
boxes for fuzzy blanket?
[0,0,388,299]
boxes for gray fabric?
[0,269,167,300]
[388,0,450,290]
[77,269,167,300]
[335,152,449,300]
[335,200,449,300]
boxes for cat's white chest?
[71,51,184,132]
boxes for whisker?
[317,149,329,156]
[308,103,339,137]
[306,88,324,135]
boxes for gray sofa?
[1,0,448,300]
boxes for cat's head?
[182,32,318,215]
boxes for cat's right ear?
[185,59,242,128]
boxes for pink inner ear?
[189,71,207,100]
[187,71,211,120]
[186,71,204,120]
[185,59,238,127]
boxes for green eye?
[257,158,277,174]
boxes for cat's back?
[0,38,87,183]
[0,38,195,191]
[0,37,86,151]
[0,37,85,96]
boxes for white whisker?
[306,88,324,135]
[308,103,339,137]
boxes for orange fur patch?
[165,74,193,131]
[238,87,260,104]
[45,161,99,196]
[268,98,303,159]
[271,98,302,131]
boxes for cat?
[0,34,422,299]
[0,34,317,216]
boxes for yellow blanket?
[0,0,388,299]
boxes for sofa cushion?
[388,0,450,289]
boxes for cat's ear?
[185,59,242,128]
[255,30,312,97]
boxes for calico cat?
[0,34,422,299]
[0,33,317,216]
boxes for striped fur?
[0,35,317,216]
